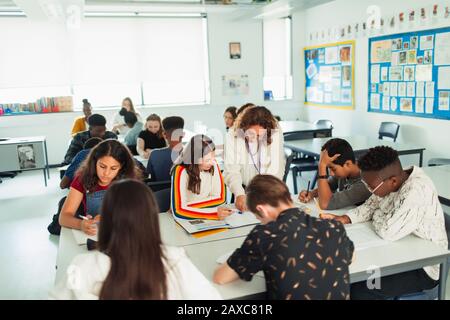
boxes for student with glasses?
[320,146,448,300]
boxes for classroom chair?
[378,122,400,142]
[395,213,450,300]
[144,179,171,193]
[283,152,318,194]
[314,119,333,129]
[154,188,171,213]
[428,158,450,167]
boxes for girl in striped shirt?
[171,134,230,220]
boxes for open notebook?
[175,211,260,234]
[72,229,97,246]
[344,223,389,251]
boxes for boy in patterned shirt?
[213,174,354,300]
[321,146,448,299]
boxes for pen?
[78,215,89,220]
[306,180,311,199]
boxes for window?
[263,17,293,100]
[0,15,210,110]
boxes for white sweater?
[222,128,285,197]
[49,246,222,300]
[347,166,448,280]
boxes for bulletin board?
[304,40,355,109]
[368,26,450,120]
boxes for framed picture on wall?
[229,42,241,59]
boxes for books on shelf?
[0,96,73,116]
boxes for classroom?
[0,0,449,303]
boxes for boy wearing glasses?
[298,138,371,209]
[321,146,448,299]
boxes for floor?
[0,169,449,299]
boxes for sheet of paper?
[381,67,388,81]
[341,89,351,103]
[407,82,415,97]
[438,92,450,111]
[383,82,390,96]
[390,82,398,96]
[415,97,424,113]
[370,93,380,109]
[434,32,450,65]
[426,98,434,114]
[400,98,413,112]
[425,82,435,98]
[371,64,380,83]
[72,229,97,246]
[325,46,339,64]
[344,223,388,251]
[390,97,398,111]
[174,217,229,234]
[398,82,406,97]
[389,66,403,81]
[416,81,425,97]
[371,40,392,63]
[420,34,434,50]
[416,65,433,82]
[382,96,390,110]
[225,211,260,228]
[438,66,450,90]
[403,66,415,81]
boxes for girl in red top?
[59,139,140,235]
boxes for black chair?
[144,179,171,193]
[378,122,400,142]
[154,188,171,213]
[428,158,450,167]
[283,153,318,194]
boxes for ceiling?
[2,0,333,20]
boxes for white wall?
[293,0,450,165]
[0,13,301,164]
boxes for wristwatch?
[317,175,328,179]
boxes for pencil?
[306,180,311,198]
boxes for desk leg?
[419,151,423,167]
[43,168,47,187]
[438,259,448,300]
[44,140,50,179]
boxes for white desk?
[285,135,426,167]
[422,165,450,206]
[279,121,332,138]
[0,136,50,186]
[185,223,449,300]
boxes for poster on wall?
[221,74,249,96]
[304,40,355,109]
[368,26,450,120]
[17,144,36,169]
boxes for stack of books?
[0,96,73,116]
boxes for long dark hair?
[172,134,215,194]
[77,139,139,192]
[98,179,167,300]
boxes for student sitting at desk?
[63,114,117,165]
[111,97,142,135]
[137,114,167,159]
[123,111,143,155]
[147,116,184,183]
[50,179,221,300]
[60,137,102,189]
[70,99,92,137]
[171,134,228,220]
[213,175,354,300]
[59,140,140,236]
[320,146,448,300]
[298,138,371,210]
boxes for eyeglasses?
[361,178,385,194]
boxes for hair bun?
[82,99,89,104]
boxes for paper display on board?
[383,82,390,96]
[306,63,318,79]
[426,82,435,98]
[390,82,398,97]
[404,66,415,81]
[318,66,332,83]
[400,98,413,112]
[339,45,352,65]
[324,93,332,103]
[391,97,398,111]
[371,64,380,83]
[382,96,390,110]
[420,34,434,50]
[434,32,450,65]
[407,82,416,97]
[416,97,425,113]
[325,46,339,64]
[389,66,403,81]
[371,93,380,109]
[341,89,351,103]
[439,92,450,111]
[426,98,434,114]
[417,81,425,97]
[381,67,388,81]
[371,40,392,63]
[415,65,433,82]
[438,67,450,90]
[222,74,249,96]
[398,82,406,97]
[342,66,351,87]
[391,51,399,66]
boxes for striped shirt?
[171,162,226,220]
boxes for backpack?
[47,196,85,235]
